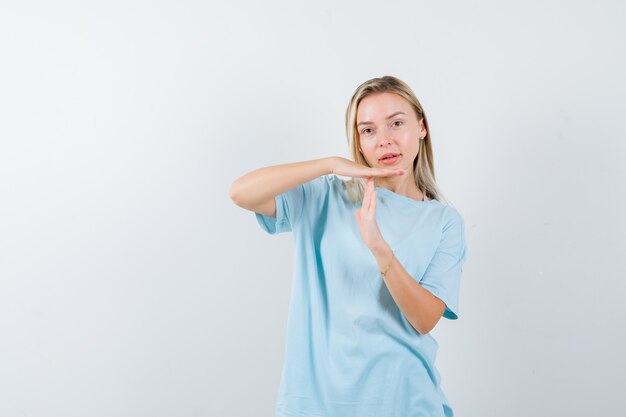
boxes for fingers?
[370,179,376,214]
[340,163,404,179]
[358,177,378,222]
[367,177,376,214]
[357,168,404,178]
[364,177,375,213]
[373,168,405,177]
[362,177,371,212]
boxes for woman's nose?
[378,133,393,146]
[378,126,394,146]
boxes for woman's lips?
[379,154,401,165]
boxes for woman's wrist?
[325,156,338,175]
[371,243,394,275]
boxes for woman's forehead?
[357,93,413,121]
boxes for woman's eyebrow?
[357,111,406,127]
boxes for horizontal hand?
[330,156,405,179]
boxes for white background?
[1,1,625,416]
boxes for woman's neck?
[374,174,424,201]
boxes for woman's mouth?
[379,154,401,165]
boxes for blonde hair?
[343,75,449,206]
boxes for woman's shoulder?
[438,204,466,237]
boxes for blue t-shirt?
[255,174,468,417]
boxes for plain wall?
[1,1,625,416]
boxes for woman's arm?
[356,177,446,334]
[373,245,446,334]
[228,157,332,216]
[229,157,404,216]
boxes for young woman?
[229,75,468,417]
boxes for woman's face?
[356,92,426,172]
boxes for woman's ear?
[418,118,427,138]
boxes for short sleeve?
[419,208,468,320]
[254,175,330,235]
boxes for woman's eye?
[393,120,403,127]
[362,128,372,134]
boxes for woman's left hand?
[355,177,388,252]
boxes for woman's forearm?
[228,157,334,210]
[372,244,446,335]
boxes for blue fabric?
[255,174,468,417]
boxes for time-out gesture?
[229,156,403,217]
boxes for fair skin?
[356,92,427,200]
[229,92,446,334]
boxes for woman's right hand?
[328,156,405,178]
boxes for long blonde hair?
[344,75,449,205]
